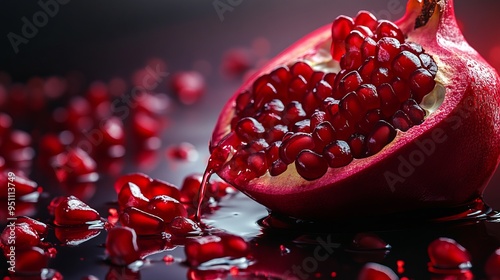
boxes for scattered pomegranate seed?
[171,71,206,105]
[168,216,201,236]
[14,246,49,273]
[352,233,390,250]
[143,179,182,201]
[53,195,101,226]
[427,238,471,270]
[120,207,165,235]
[166,142,199,161]
[486,248,500,278]
[1,222,40,250]
[15,216,48,236]
[222,48,252,77]
[118,182,150,210]
[146,195,187,223]
[106,227,141,266]
[114,173,152,194]
[184,234,248,266]
[358,262,398,280]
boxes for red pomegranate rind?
[427,238,471,269]
[210,0,500,221]
[106,226,141,266]
[54,195,101,226]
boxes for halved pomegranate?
[209,0,500,220]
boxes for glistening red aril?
[54,195,101,226]
[184,234,249,267]
[427,238,471,270]
[208,0,500,221]
[106,226,141,266]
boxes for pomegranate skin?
[211,0,500,221]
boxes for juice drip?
[194,168,213,222]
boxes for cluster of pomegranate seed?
[0,216,53,273]
[213,11,436,182]
[0,113,34,170]
[115,173,190,236]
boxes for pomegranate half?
[210,0,500,220]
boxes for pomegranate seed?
[293,119,311,133]
[331,15,354,42]
[295,149,328,180]
[279,132,315,164]
[310,111,327,129]
[185,235,225,266]
[52,147,97,183]
[180,174,203,204]
[371,67,394,87]
[361,38,377,59]
[428,238,471,269]
[349,134,366,158]
[355,11,378,30]
[340,51,363,71]
[352,233,390,250]
[120,207,165,235]
[114,173,152,194]
[257,112,281,128]
[269,67,292,91]
[378,83,400,118]
[263,99,285,114]
[100,117,125,147]
[323,97,340,118]
[312,121,336,150]
[235,117,265,142]
[266,125,288,143]
[167,142,199,162]
[324,140,353,168]
[392,77,412,102]
[410,69,436,102]
[283,101,307,125]
[331,113,355,140]
[143,179,181,201]
[222,48,252,76]
[118,182,150,210]
[338,71,362,98]
[401,42,423,54]
[1,222,39,249]
[0,173,39,199]
[146,195,187,223]
[54,195,101,226]
[168,216,201,236]
[419,53,438,75]
[16,216,47,236]
[376,37,401,67]
[235,90,254,114]
[15,246,49,273]
[345,31,365,52]
[365,121,396,156]
[392,110,412,131]
[254,82,277,108]
[485,248,500,278]
[340,91,365,123]
[291,61,314,80]
[247,151,269,177]
[323,73,337,87]
[393,51,422,80]
[106,227,141,266]
[132,111,161,139]
[288,75,308,100]
[358,263,398,280]
[270,159,288,176]
[313,80,333,101]
[356,84,380,110]
[185,234,248,266]
[171,71,206,105]
[375,20,405,43]
[310,71,326,88]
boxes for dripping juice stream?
[194,167,213,222]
